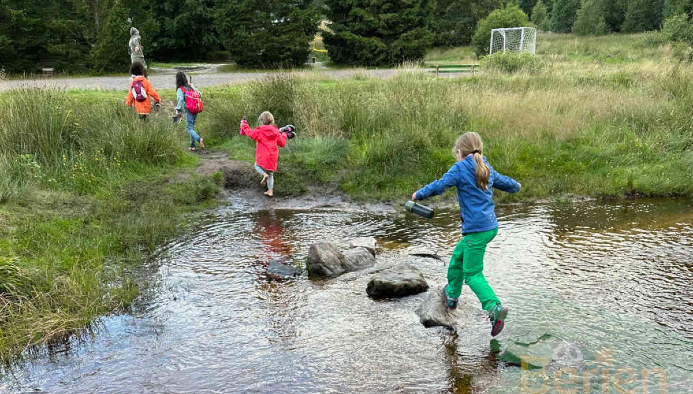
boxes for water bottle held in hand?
[405,201,434,219]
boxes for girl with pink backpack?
[175,71,205,151]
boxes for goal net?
[489,27,537,55]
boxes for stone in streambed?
[266,259,303,279]
[307,242,376,278]
[366,264,429,299]
[349,237,377,256]
[415,285,475,331]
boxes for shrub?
[637,31,669,47]
[481,52,544,73]
[663,14,693,43]
[472,4,531,57]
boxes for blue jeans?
[186,113,201,148]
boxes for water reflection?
[1,198,692,393]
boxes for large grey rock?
[342,247,376,271]
[307,242,346,277]
[415,285,477,331]
[349,237,377,256]
[366,264,429,299]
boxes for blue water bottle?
[405,201,435,219]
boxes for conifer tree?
[323,0,435,66]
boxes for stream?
[1,196,692,393]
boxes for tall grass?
[200,41,693,200]
[0,89,220,362]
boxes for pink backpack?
[181,87,203,114]
[131,80,147,102]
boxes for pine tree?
[216,0,321,68]
[573,0,607,35]
[323,0,435,66]
[551,0,580,32]
[90,0,131,72]
[531,0,551,31]
[148,0,220,61]
[431,0,503,46]
[622,0,665,32]
[603,0,628,31]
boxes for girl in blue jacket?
[412,132,521,337]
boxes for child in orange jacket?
[126,62,160,120]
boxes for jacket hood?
[130,27,140,36]
[258,125,279,140]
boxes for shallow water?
[2,196,692,393]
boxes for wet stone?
[495,334,579,370]
[415,285,476,331]
[349,237,377,256]
[366,264,429,299]
[407,247,446,262]
[307,242,376,278]
[266,260,303,280]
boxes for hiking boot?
[443,285,458,309]
[489,302,509,337]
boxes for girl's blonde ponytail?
[453,132,490,190]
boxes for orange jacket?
[126,76,161,115]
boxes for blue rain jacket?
[415,155,520,234]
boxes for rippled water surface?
[2,197,692,393]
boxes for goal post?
[489,27,537,56]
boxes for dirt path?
[0,65,466,91]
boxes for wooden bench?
[428,64,479,76]
[41,68,55,77]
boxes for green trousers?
[446,228,500,311]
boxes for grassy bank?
[194,33,693,201]
[1,31,692,362]
[0,90,221,363]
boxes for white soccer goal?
[489,27,537,55]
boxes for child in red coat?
[240,111,287,197]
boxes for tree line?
[1,0,692,73]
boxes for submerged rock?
[407,247,446,262]
[266,259,303,280]
[366,264,429,299]
[494,334,584,370]
[307,242,376,278]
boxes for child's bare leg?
[263,173,274,196]
[254,163,268,185]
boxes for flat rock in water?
[349,237,377,256]
[495,334,584,370]
[415,285,476,331]
[366,264,429,299]
[342,247,376,271]
[307,243,376,278]
[266,260,303,279]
